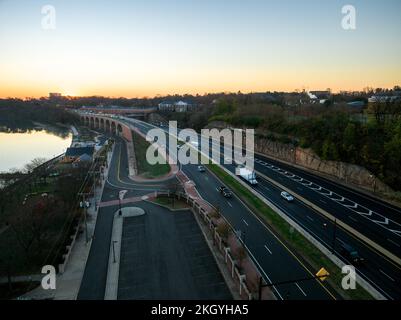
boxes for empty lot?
[118,202,232,300]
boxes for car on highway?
[218,186,232,198]
[280,191,294,202]
[339,243,364,265]
[197,165,206,172]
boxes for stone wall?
[207,122,393,194]
[253,137,393,194]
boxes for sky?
[0,0,400,98]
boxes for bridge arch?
[111,121,117,135]
[95,118,100,129]
[117,123,123,136]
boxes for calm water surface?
[0,130,72,172]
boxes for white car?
[280,191,294,202]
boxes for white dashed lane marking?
[387,238,400,248]
[295,283,307,296]
[379,269,395,282]
[264,245,273,255]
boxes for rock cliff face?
[254,137,392,194]
[206,121,392,194]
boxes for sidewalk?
[19,148,113,300]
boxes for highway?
[120,118,338,300]
[78,139,174,299]
[124,117,401,299]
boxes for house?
[158,101,175,111]
[62,146,94,163]
[307,91,331,104]
[158,100,195,112]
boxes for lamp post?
[323,218,337,254]
[79,195,90,243]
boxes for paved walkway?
[18,148,113,300]
[98,192,156,208]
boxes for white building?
[158,100,194,112]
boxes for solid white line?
[379,269,395,282]
[348,216,358,222]
[262,185,271,192]
[306,216,314,222]
[242,219,249,227]
[387,238,401,248]
[264,245,273,255]
[295,283,307,296]
[319,199,327,204]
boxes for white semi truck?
[237,166,258,185]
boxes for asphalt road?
[126,117,401,299]
[125,118,338,300]
[77,137,231,300]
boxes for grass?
[132,130,171,178]
[206,163,374,300]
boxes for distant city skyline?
[1,0,400,98]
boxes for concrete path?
[18,148,113,300]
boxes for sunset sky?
[1,0,400,98]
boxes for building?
[49,92,62,99]
[62,146,94,163]
[368,92,401,103]
[307,91,331,104]
[157,100,195,112]
[158,100,175,111]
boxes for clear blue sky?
[1,0,400,97]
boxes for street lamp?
[79,196,90,243]
[323,218,337,254]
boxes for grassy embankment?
[132,130,171,179]
[206,163,373,300]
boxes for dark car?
[218,186,232,198]
[339,243,364,265]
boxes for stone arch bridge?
[80,114,133,142]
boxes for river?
[0,129,72,172]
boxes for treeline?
[203,98,401,191]
[0,99,79,132]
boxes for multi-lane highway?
[124,117,401,300]
[118,117,339,300]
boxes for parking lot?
[117,203,232,300]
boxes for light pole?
[323,218,337,254]
[79,195,90,243]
